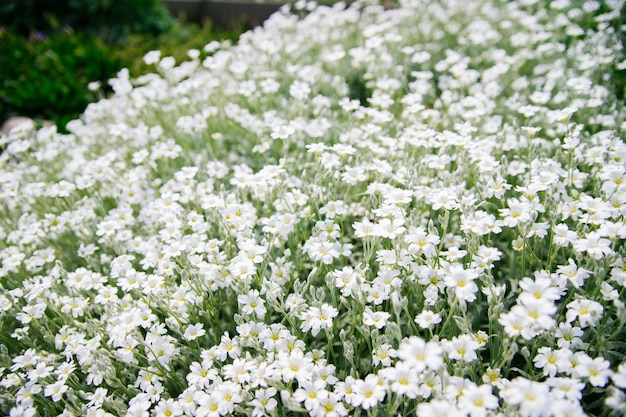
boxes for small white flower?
[566,298,603,328]
[238,290,267,317]
[414,310,442,329]
[363,308,391,329]
[143,50,161,65]
[578,357,613,387]
[183,323,206,341]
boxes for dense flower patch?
[1,0,626,416]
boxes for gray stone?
[1,117,34,136]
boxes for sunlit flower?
[566,298,604,328]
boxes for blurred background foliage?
[0,0,174,42]
[0,0,240,131]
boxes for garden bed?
[1,1,625,416]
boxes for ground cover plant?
[1,0,626,415]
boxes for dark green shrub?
[0,0,174,43]
[0,19,241,131]
[0,28,120,130]
[0,0,176,130]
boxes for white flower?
[215,381,243,414]
[573,231,613,260]
[238,290,267,317]
[518,275,562,304]
[398,336,443,372]
[331,266,360,297]
[533,347,569,377]
[613,363,626,388]
[289,80,311,101]
[183,323,206,341]
[417,399,464,417]
[154,399,183,417]
[16,303,46,324]
[546,377,585,402]
[372,343,397,367]
[414,310,442,329]
[293,379,327,411]
[1,1,625,415]
[249,388,278,417]
[307,239,340,265]
[239,241,267,264]
[196,391,221,417]
[26,362,53,382]
[301,304,338,336]
[605,387,626,414]
[499,308,538,340]
[159,56,176,70]
[443,263,479,302]
[556,259,591,289]
[500,377,550,417]
[566,298,603,328]
[43,380,68,402]
[9,406,37,417]
[351,374,386,410]
[314,392,348,417]
[446,334,480,362]
[381,363,421,399]
[457,384,499,417]
[363,308,391,329]
[548,400,586,417]
[499,198,533,227]
[365,282,391,305]
[374,217,406,239]
[555,322,584,349]
[461,210,502,236]
[577,357,613,387]
[186,360,217,389]
[214,333,240,361]
[280,350,314,384]
[222,358,255,384]
[552,224,577,247]
[404,226,440,257]
[143,50,161,65]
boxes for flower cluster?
[1,0,625,416]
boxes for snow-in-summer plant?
[1,0,626,416]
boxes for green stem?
[439,295,458,335]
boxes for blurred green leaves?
[0,27,119,130]
[0,0,174,42]
[0,1,239,131]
